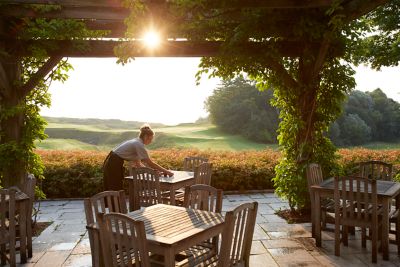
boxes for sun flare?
[143,31,160,48]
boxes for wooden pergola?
[0,0,388,187]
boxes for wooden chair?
[176,202,258,267]
[334,176,382,263]
[98,212,150,267]
[390,208,400,255]
[183,156,208,172]
[183,184,223,213]
[183,184,223,258]
[359,160,393,181]
[84,190,127,267]
[171,163,213,206]
[0,189,17,267]
[194,162,213,185]
[306,163,335,234]
[21,173,36,258]
[128,167,161,212]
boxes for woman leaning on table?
[102,124,173,191]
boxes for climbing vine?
[0,13,106,188]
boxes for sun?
[143,31,160,48]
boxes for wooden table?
[311,178,400,260]
[128,204,225,267]
[125,170,195,206]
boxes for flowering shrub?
[36,148,400,198]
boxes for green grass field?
[37,118,277,151]
[37,117,399,151]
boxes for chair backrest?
[84,190,127,225]
[23,173,36,201]
[98,212,150,267]
[359,160,393,181]
[183,156,209,172]
[334,176,377,224]
[194,162,213,185]
[183,184,223,213]
[0,189,16,243]
[306,163,324,187]
[130,167,161,211]
[218,202,258,267]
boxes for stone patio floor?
[15,193,400,266]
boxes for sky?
[41,58,400,126]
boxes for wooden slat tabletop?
[125,170,194,184]
[128,204,224,245]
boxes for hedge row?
[37,148,400,198]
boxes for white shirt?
[112,138,149,161]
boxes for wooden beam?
[340,0,389,22]
[19,55,63,99]
[0,5,129,20]
[5,39,343,58]
[1,0,334,9]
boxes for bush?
[36,148,400,198]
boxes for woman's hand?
[163,170,174,177]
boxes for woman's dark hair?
[139,124,154,139]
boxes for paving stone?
[59,212,86,220]
[63,254,92,267]
[249,253,279,267]
[313,253,371,267]
[50,242,77,251]
[268,202,290,210]
[71,239,91,255]
[261,214,287,223]
[34,251,71,267]
[35,200,70,207]
[252,224,270,240]
[268,247,319,266]
[261,239,303,249]
[55,223,87,233]
[251,240,267,254]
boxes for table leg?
[315,191,321,247]
[382,198,390,260]
[311,190,315,238]
[169,189,176,206]
[164,248,175,267]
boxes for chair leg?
[396,220,400,256]
[335,224,340,257]
[343,226,348,246]
[0,244,6,265]
[372,228,377,263]
[362,228,366,248]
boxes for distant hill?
[43,116,165,130]
[38,117,274,151]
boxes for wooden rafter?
[19,55,63,99]
[0,5,129,20]
[5,39,343,58]
[2,0,335,9]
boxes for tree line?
[205,78,400,146]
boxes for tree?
[0,16,105,187]
[205,77,279,143]
[329,89,400,145]
[122,1,394,209]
